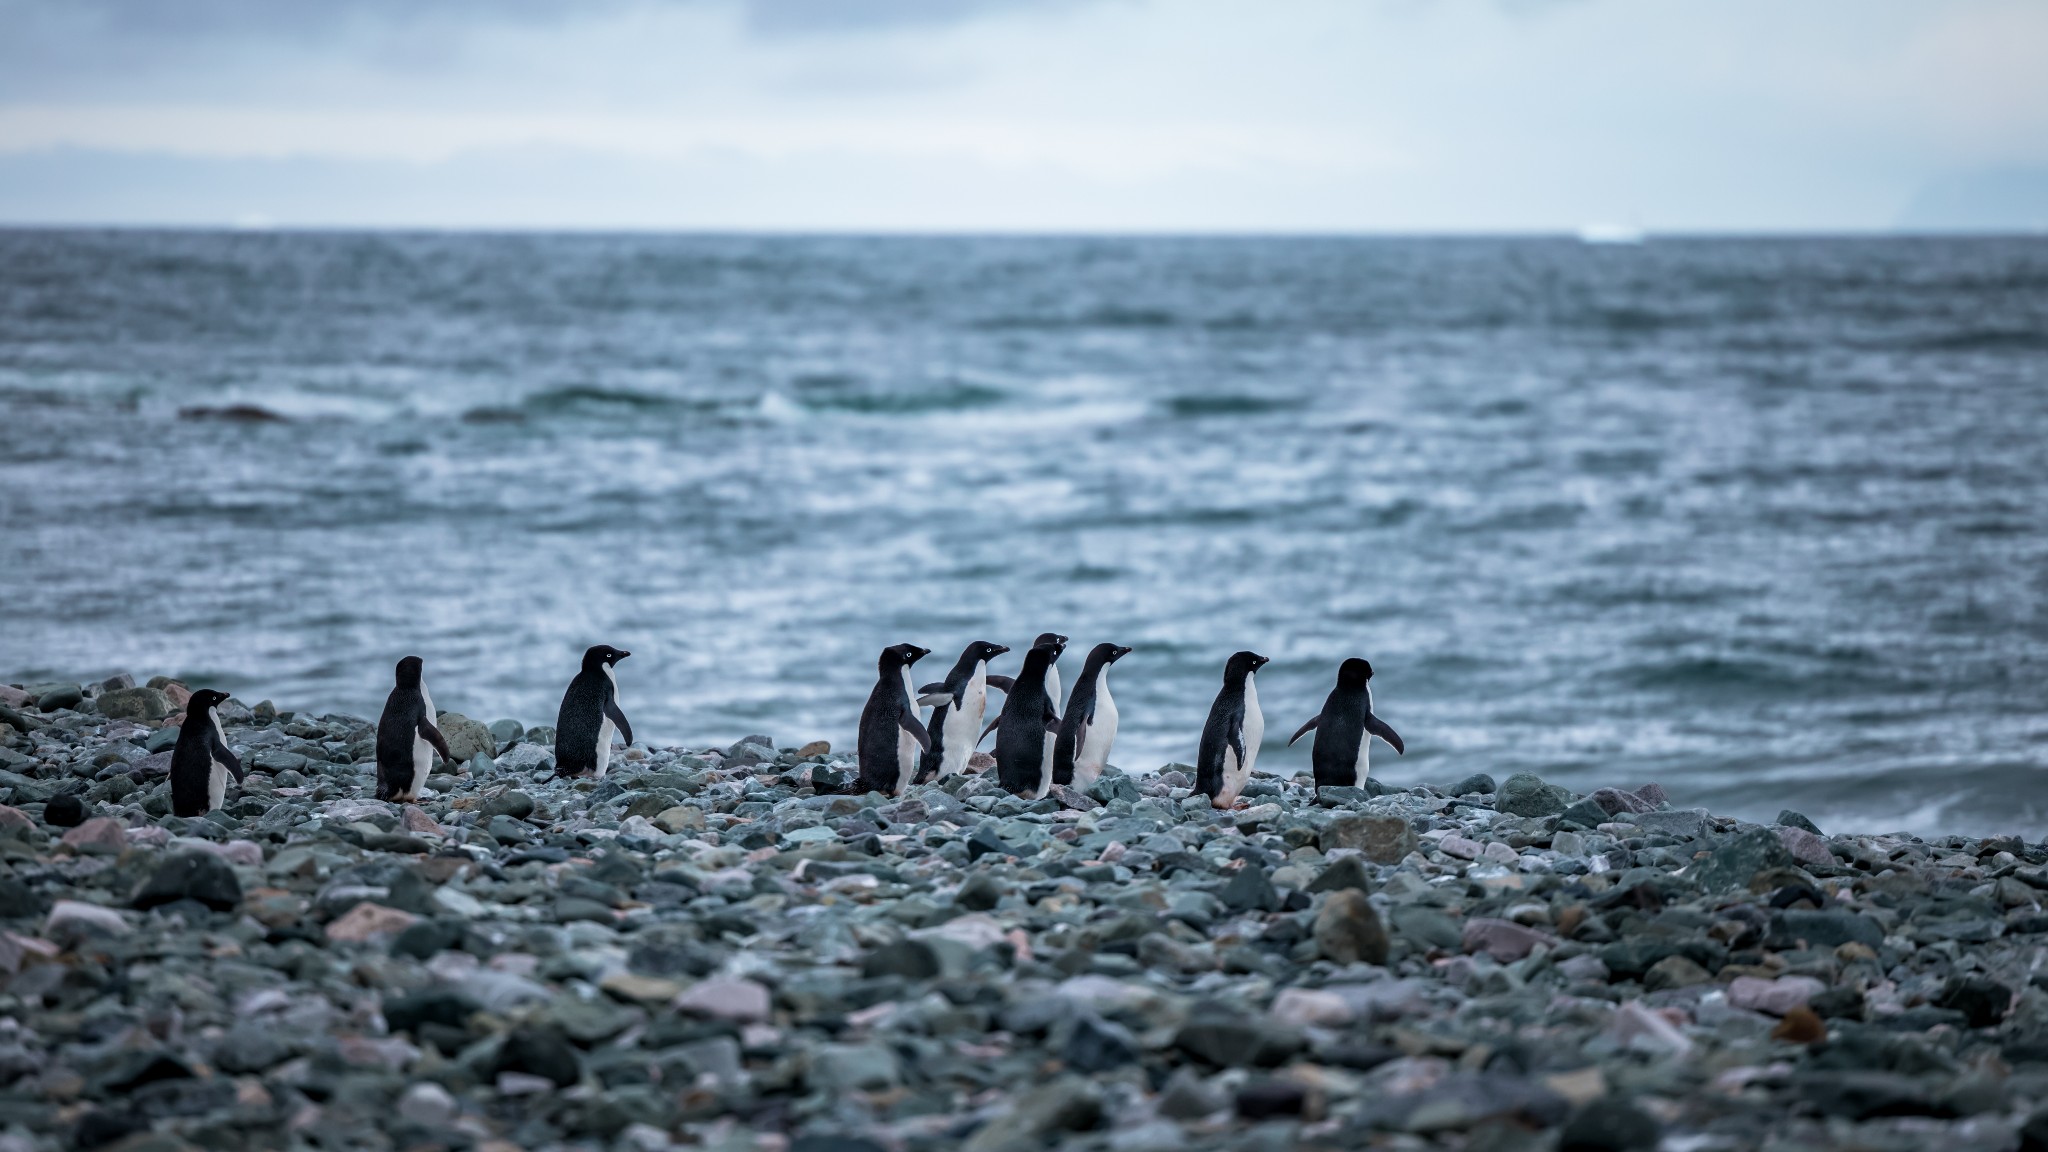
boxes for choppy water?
[3,231,2046,833]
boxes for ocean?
[2,231,2045,834]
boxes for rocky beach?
[4,674,2048,1152]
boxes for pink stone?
[60,817,127,853]
[0,805,32,833]
[401,806,444,837]
[1726,975,1826,1017]
[44,899,132,945]
[1438,835,1482,860]
[673,978,772,1023]
[0,685,28,708]
[1269,987,1355,1027]
[1461,916,1556,963]
[324,902,420,943]
[1776,826,1833,869]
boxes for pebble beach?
[5,674,2048,1152]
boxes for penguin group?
[164,638,1402,818]
[846,636,1403,810]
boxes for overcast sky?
[1,0,2043,231]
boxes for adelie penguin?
[169,688,245,818]
[1052,642,1131,789]
[375,655,455,803]
[853,642,933,796]
[912,640,1010,784]
[554,645,634,779]
[1195,650,1269,809]
[991,633,1065,799]
[1288,658,1404,797]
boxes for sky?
[0,0,2044,232]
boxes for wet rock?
[1320,813,1416,863]
[435,712,496,763]
[1558,1098,1660,1152]
[43,793,85,828]
[132,851,243,912]
[1447,772,1496,796]
[1497,773,1574,818]
[1315,890,1389,965]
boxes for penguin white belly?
[1354,735,1372,786]
[895,667,920,796]
[1073,686,1118,788]
[595,716,615,779]
[403,682,435,801]
[940,668,986,777]
[207,705,231,811]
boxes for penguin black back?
[1195,650,1268,807]
[170,688,243,818]
[1289,658,1403,793]
[855,642,931,795]
[993,640,1062,797]
[376,655,454,802]
[555,645,633,778]
[1053,642,1130,787]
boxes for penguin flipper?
[419,717,456,764]
[984,675,1016,694]
[1042,699,1061,735]
[1366,714,1404,755]
[605,699,634,747]
[1287,715,1320,747]
[897,705,932,753]
[211,730,246,783]
[917,693,953,709]
[976,717,1000,747]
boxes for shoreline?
[4,676,2048,1150]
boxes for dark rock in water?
[43,794,85,828]
[1688,828,1796,892]
[1063,1013,1138,1072]
[1558,1098,1661,1152]
[1221,865,1280,913]
[132,852,242,912]
[1306,855,1373,895]
[1175,1007,1303,1067]
[1236,1079,1308,1120]
[1447,772,1496,796]
[1315,890,1388,965]
[1497,773,1573,818]
[1937,974,2013,1029]
[1777,809,1823,835]
[496,1026,580,1087]
[862,939,942,980]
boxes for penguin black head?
[186,687,232,715]
[582,645,631,672]
[1033,632,1069,658]
[880,642,931,670]
[967,640,1011,663]
[1088,642,1133,664]
[1337,658,1374,687]
[394,655,425,688]
[1224,650,1270,681]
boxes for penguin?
[554,645,634,779]
[913,640,1011,783]
[1195,650,1269,809]
[169,688,244,818]
[854,642,933,796]
[1287,658,1405,797]
[991,635,1065,799]
[1052,642,1132,789]
[375,655,455,802]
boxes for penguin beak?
[992,645,1010,656]
[616,651,631,661]
[1114,646,1133,659]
